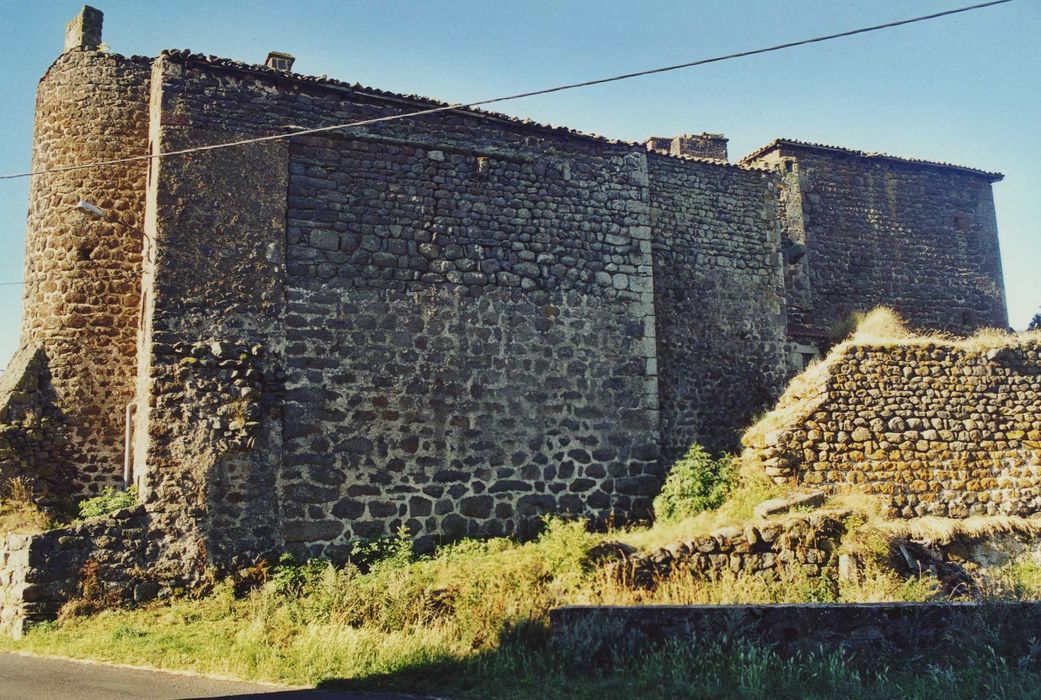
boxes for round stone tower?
[19,7,151,494]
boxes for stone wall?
[551,602,1041,660]
[0,506,160,639]
[747,143,1007,339]
[19,48,150,495]
[751,337,1041,518]
[612,511,846,588]
[284,132,660,554]
[129,53,290,570]
[648,153,787,458]
[135,53,662,562]
[0,347,74,499]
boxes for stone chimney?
[645,133,729,161]
[265,52,296,72]
[64,5,104,52]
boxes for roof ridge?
[157,49,634,147]
[741,137,1002,181]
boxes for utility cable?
[0,0,1013,181]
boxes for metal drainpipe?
[123,401,137,491]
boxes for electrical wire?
[0,0,1013,182]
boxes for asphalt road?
[0,652,429,700]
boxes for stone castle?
[0,7,1015,632]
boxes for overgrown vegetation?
[77,486,137,520]
[0,476,52,533]
[6,496,1041,698]
[653,444,736,521]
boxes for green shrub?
[653,444,735,521]
[270,553,331,596]
[77,487,137,520]
[348,526,414,572]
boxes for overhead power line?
[0,0,1013,182]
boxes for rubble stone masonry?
[746,142,1006,338]
[17,50,150,494]
[0,6,1017,634]
[756,338,1041,518]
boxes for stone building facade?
[743,140,1007,360]
[0,7,1012,630]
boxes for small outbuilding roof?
[741,138,1003,182]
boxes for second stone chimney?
[265,52,296,72]
[645,133,729,161]
[64,5,104,52]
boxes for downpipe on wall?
[123,401,137,490]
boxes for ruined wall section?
[0,347,72,499]
[0,505,161,639]
[750,147,1007,337]
[139,54,659,562]
[751,338,1041,518]
[20,50,150,495]
[647,154,787,459]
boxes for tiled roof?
[154,49,772,174]
[158,49,632,146]
[741,138,1003,181]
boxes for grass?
[0,477,53,533]
[4,507,1041,698]
[618,453,783,551]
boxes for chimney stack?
[265,52,296,72]
[645,133,729,161]
[65,5,104,52]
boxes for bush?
[77,487,137,520]
[270,553,331,596]
[1030,312,1040,331]
[653,444,735,521]
[348,526,414,572]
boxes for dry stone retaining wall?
[612,512,847,588]
[0,506,162,638]
[552,602,1041,660]
[755,338,1041,517]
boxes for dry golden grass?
[874,515,1041,545]
[847,307,1038,351]
[0,477,51,534]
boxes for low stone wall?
[611,512,847,588]
[750,337,1041,518]
[0,505,166,638]
[551,602,1041,659]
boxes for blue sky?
[0,0,1038,366]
